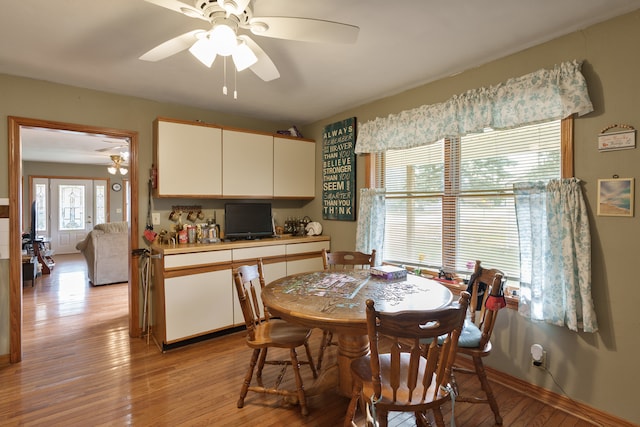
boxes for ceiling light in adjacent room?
[108,154,128,175]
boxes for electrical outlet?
[152,212,161,225]
[531,343,546,368]
[532,351,547,368]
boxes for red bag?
[486,294,506,310]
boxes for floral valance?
[355,60,593,154]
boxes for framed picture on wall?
[597,178,634,217]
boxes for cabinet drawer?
[164,250,232,269]
[286,241,330,255]
[233,245,285,262]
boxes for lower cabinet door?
[286,257,325,276]
[165,269,233,342]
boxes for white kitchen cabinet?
[273,136,316,199]
[164,269,233,342]
[222,129,273,197]
[286,240,330,275]
[231,245,287,325]
[155,118,222,197]
[151,236,330,351]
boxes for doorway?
[8,116,140,363]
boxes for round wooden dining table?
[261,269,453,397]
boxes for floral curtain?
[355,188,385,265]
[513,178,598,332]
[355,60,593,154]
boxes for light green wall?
[302,10,640,423]
[0,76,291,353]
[1,9,639,423]
[22,161,127,225]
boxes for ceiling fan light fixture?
[211,22,238,56]
[189,36,218,67]
[108,154,128,175]
[232,41,257,71]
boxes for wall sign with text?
[322,117,356,221]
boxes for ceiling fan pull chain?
[222,57,228,95]
[234,66,238,99]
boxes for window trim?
[362,116,575,309]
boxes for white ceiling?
[7,0,640,164]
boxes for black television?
[29,200,37,242]
[224,203,274,240]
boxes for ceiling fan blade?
[96,145,127,152]
[140,30,204,61]
[144,0,208,21]
[238,35,280,81]
[248,17,359,44]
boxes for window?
[34,180,48,234]
[58,184,86,230]
[375,118,571,282]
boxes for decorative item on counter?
[296,221,306,237]
[208,211,221,242]
[178,229,188,244]
[305,221,322,236]
[301,216,311,229]
[283,217,292,234]
[187,225,196,244]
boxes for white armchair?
[76,222,129,286]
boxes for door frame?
[8,116,140,363]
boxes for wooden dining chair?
[234,260,318,416]
[317,248,376,370]
[344,292,471,427]
[451,260,506,425]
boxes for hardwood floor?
[1,254,598,426]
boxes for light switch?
[152,212,161,225]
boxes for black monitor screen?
[224,203,273,240]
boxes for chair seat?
[351,354,450,409]
[457,319,482,348]
[247,319,313,349]
[421,319,482,348]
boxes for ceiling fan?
[140,0,359,82]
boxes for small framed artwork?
[597,178,634,217]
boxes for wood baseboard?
[456,357,635,427]
[0,353,10,365]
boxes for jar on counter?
[187,226,196,244]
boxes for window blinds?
[380,120,561,280]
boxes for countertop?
[151,234,330,255]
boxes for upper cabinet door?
[155,119,222,197]
[222,129,273,198]
[273,136,316,199]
